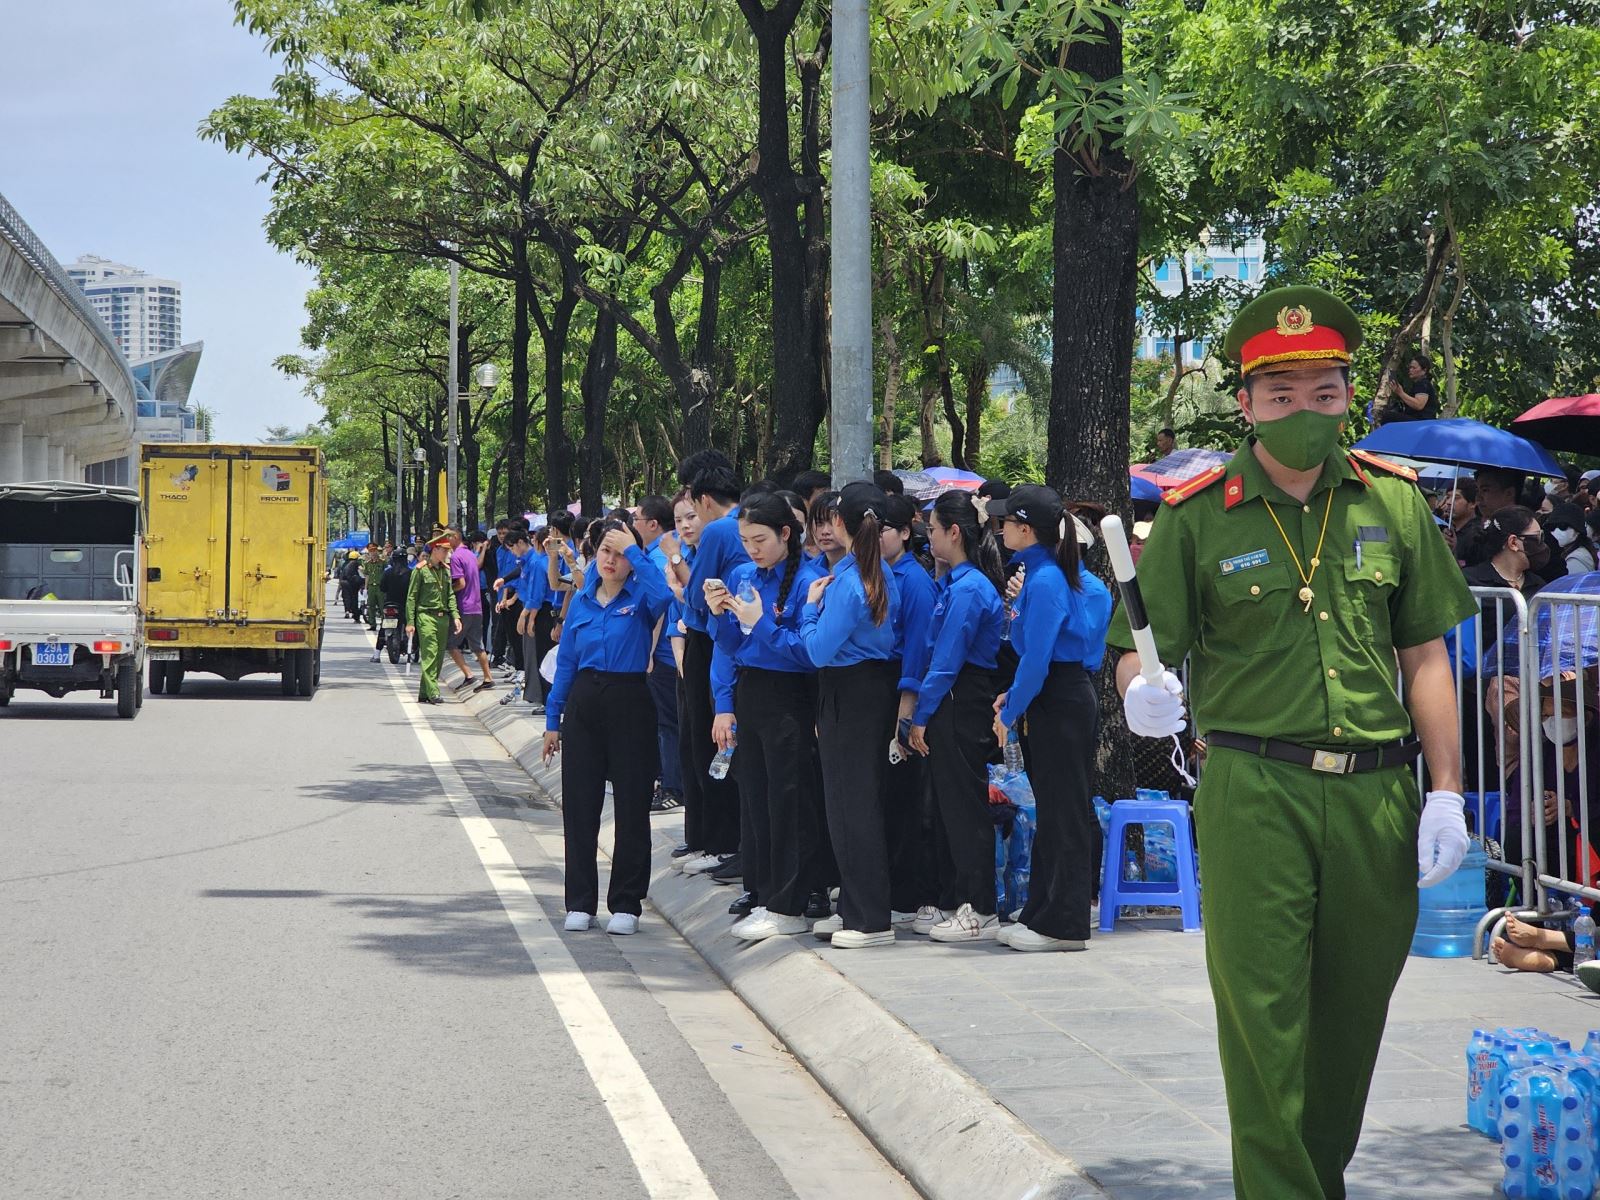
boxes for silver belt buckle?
[1312,750,1354,775]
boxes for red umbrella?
[1510,395,1600,456]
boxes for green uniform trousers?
[416,613,449,701]
[1197,746,1419,1200]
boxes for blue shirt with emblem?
[999,544,1114,728]
[684,506,748,634]
[912,561,1005,726]
[545,544,670,732]
[708,554,826,711]
[800,553,900,668]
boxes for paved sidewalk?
[462,687,1600,1200]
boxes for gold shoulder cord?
[1262,490,1335,613]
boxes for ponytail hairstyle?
[932,491,1005,595]
[838,482,891,626]
[738,492,805,616]
[1007,484,1082,590]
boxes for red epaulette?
[1162,465,1227,507]
[1349,449,1418,483]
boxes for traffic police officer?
[406,534,462,705]
[1110,285,1477,1200]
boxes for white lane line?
[383,671,716,1200]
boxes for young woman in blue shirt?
[540,521,671,936]
[802,482,901,948]
[906,492,1008,941]
[709,493,825,941]
[990,485,1114,952]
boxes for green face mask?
[1251,408,1347,471]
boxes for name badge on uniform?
[1357,526,1389,543]
[1219,549,1270,575]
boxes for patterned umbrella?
[892,469,939,497]
[1145,447,1232,482]
[902,465,984,501]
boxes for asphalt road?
[0,614,914,1200]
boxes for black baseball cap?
[992,484,1063,529]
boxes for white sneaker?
[830,929,896,949]
[564,912,593,932]
[910,906,950,936]
[733,911,807,941]
[731,906,769,936]
[681,853,725,875]
[812,913,844,940]
[607,913,639,936]
[996,922,1017,947]
[929,903,1001,943]
[369,651,382,662]
[674,851,707,873]
[891,910,919,927]
[1006,926,1087,953]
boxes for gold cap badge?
[1276,305,1314,336]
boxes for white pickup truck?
[0,481,146,717]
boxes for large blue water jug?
[1410,837,1488,957]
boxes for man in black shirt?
[1380,353,1439,423]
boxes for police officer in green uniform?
[1109,286,1477,1200]
[406,534,462,705]
[362,545,385,633]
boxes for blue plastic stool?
[1463,791,1501,846]
[1098,796,1202,933]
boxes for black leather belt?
[1207,731,1421,775]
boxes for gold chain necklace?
[1262,489,1335,613]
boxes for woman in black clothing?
[1462,506,1549,600]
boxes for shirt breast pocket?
[1343,548,1399,643]
[1205,562,1298,655]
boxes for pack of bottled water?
[1464,1026,1600,1198]
[990,751,1035,917]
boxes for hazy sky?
[1,2,319,443]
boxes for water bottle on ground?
[1573,905,1596,968]
[1498,1064,1589,1199]
[1466,1029,1496,1136]
[1586,1031,1600,1059]
[736,578,758,634]
[1410,836,1488,958]
[708,725,736,780]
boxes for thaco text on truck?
[139,444,327,696]
[0,481,147,717]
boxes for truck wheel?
[149,661,167,696]
[168,668,185,696]
[116,662,139,718]
[280,651,300,696]
[136,669,145,709]
[295,647,316,697]
[0,689,10,707]
[312,645,322,687]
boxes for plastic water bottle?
[1144,821,1178,884]
[1466,1029,1497,1136]
[708,725,736,780]
[1007,803,1034,914]
[1410,836,1488,957]
[1586,1032,1600,1059]
[1499,1065,1591,1200]
[1092,796,1111,836]
[1003,734,1025,775]
[736,578,758,634]
[1573,905,1596,968]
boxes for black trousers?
[560,670,659,917]
[648,660,682,796]
[495,599,524,669]
[734,669,820,916]
[818,659,899,933]
[679,629,741,855]
[532,606,557,701]
[884,704,940,912]
[1018,662,1099,941]
[930,665,1004,915]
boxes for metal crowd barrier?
[1469,587,1600,958]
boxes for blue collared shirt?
[800,553,900,668]
[495,542,519,584]
[999,544,1113,728]
[645,536,678,668]
[684,507,748,634]
[889,553,938,692]
[709,555,826,710]
[510,551,549,610]
[912,562,1005,726]
[546,545,671,732]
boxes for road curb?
[461,686,1109,1200]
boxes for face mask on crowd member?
[1237,365,1353,472]
[1485,506,1550,576]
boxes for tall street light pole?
[830,0,873,485]
[446,258,460,530]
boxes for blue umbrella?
[329,531,372,551]
[1478,572,1600,681]
[1129,472,1162,503]
[1354,418,1564,478]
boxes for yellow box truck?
[139,443,328,697]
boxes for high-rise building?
[1138,235,1267,364]
[66,254,182,360]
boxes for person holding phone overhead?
[541,521,670,936]
[802,482,901,948]
[990,485,1114,952]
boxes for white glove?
[1418,790,1469,888]
[1124,671,1187,738]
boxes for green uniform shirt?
[363,558,385,593]
[1107,438,1476,749]
[405,563,460,626]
